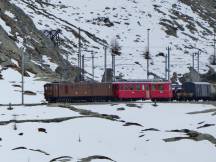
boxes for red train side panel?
[150,82,173,100]
[112,81,172,100]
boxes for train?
[44,80,216,103]
[44,80,173,102]
[172,82,216,101]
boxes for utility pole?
[113,54,115,81]
[165,53,168,80]
[81,55,84,81]
[21,47,25,105]
[111,53,116,82]
[147,28,150,80]
[213,32,216,65]
[111,38,121,82]
[192,53,195,70]
[104,46,107,82]
[63,53,69,81]
[166,46,171,80]
[78,28,81,81]
[92,53,95,81]
[197,50,200,73]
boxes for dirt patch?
[12,147,50,155]
[126,103,142,108]
[187,108,216,115]
[117,107,125,111]
[141,128,160,132]
[123,122,143,127]
[197,124,215,129]
[50,156,72,162]
[24,90,37,95]
[164,129,216,146]
[78,155,116,162]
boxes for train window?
[152,85,156,91]
[146,85,149,91]
[124,85,128,90]
[158,85,164,91]
[136,85,140,90]
[116,85,119,90]
[142,85,145,91]
[120,85,124,90]
[130,85,134,90]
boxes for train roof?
[185,82,210,85]
[45,80,171,85]
[45,81,112,85]
[115,79,168,82]
[113,81,171,84]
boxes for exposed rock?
[197,124,215,129]
[179,67,201,83]
[0,0,79,81]
[18,132,23,136]
[12,146,27,150]
[79,155,116,162]
[50,156,73,162]
[38,128,47,133]
[201,66,216,83]
[89,17,114,27]
[123,122,143,127]
[141,128,160,132]
[164,129,216,146]
[24,90,36,96]
[117,107,125,111]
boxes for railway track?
[1,100,216,107]
[69,100,216,106]
[0,103,47,107]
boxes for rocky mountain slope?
[1,0,216,82]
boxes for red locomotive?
[44,80,173,102]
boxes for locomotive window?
[130,85,134,90]
[136,85,140,90]
[146,85,149,90]
[158,85,164,91]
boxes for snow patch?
[42,55,58,72]
[0,17,12,36]
[4,10,16,19]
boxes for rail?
[0,100,215,107]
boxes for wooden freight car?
[44,82,113,102]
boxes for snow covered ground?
[0,68,46,104]
[0,102,215,162]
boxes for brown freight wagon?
[44,82,113,102]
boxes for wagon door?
[54,84,59,97]
[44,84,53,97]
[145,84,150,99]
